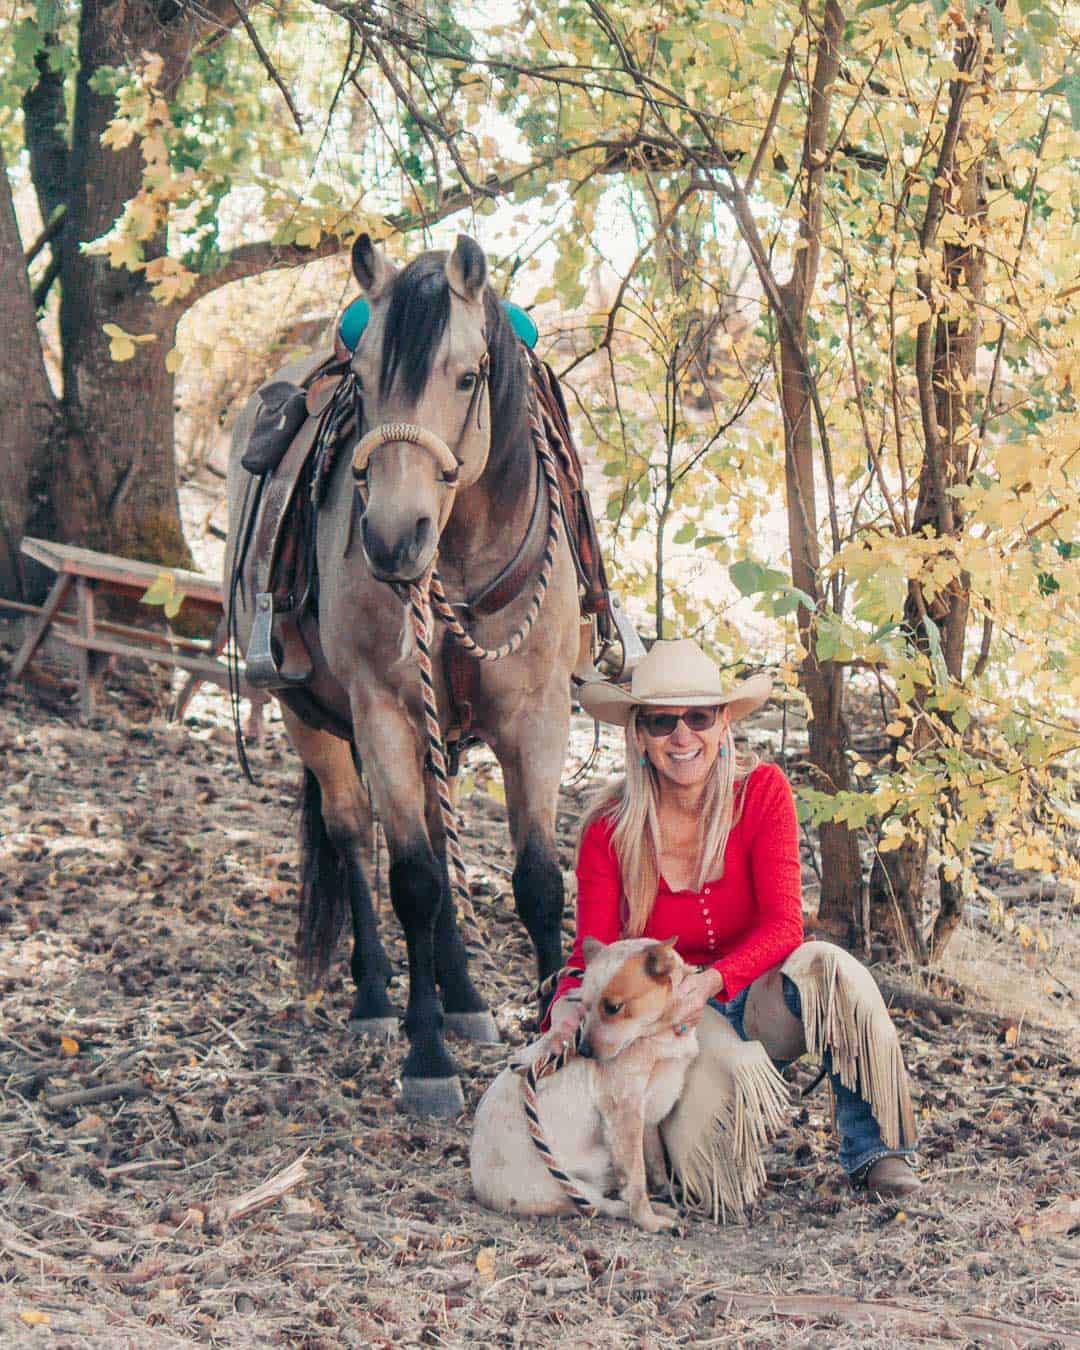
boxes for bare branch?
[229,0,304,134]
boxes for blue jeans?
[714,977,913,1176]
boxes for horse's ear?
[351,233,396,299]
[581,937,605,965]
[445,234,487,303]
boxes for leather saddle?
[233,345,352,698]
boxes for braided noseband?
[351,423,460,483]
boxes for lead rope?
[402,387,564,940]
[512,964,596,1215]
[405,574,477,931]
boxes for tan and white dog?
[470,936,702,1232]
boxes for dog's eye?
[601,999,623,1017]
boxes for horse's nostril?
[413,516,433,558]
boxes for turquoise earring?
[719,746,727,759]
[639,754,647,766]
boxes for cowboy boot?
[853,1155,922,1199]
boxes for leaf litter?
[0,652,1077,1348]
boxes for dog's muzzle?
[575,1037,594,1059]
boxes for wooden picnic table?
[4,537,241,722]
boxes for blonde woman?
[546,639,920,1203]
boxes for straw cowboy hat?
[579,638,773,728]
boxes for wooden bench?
[4,537,251,722]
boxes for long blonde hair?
[577,712,759,936]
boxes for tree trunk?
[868,30,986,960]
[55,0,191,569]
[0,143,60,602]
[773,0,863,931]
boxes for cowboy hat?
[579,638,772,728]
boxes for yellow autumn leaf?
[475,1245,497,1283]
[60,1035,79,1057]
[885,721,907,737]
[103,323,156,362]
[165,347,181,374]
[20,1310,51,1326]
[295,224,323,248]
[101,119,135,150]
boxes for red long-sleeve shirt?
[550,762,804,1014]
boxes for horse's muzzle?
[360,511,435,582]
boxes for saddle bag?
[241,382,308,476]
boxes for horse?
[225,234,582,1116]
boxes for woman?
[546,638,920,1203]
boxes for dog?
[470,936,700,1232]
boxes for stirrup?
[245,592,313,688]
[598,592,647,679]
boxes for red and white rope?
[427,390,562,660]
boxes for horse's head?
[349,232,514,583]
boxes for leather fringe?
[781,941,917,1152]
[660,1008,789,1222]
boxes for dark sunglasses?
[638,707,720,738]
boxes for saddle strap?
[526,352,614,636]
[466,454,548,619]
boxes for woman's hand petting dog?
[544,995,584,1054]
[668,966,725,1033]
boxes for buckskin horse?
[225,235,588,1116]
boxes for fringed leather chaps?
[659,941,916,1222]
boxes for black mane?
[379,251,528,449]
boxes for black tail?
[297,769,347,990]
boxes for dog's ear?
[644,939,678,981]
[582,936,605,965]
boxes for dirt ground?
[1,641,1078,1349]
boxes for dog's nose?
[576,1038,594,1059]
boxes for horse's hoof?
[443,1011,502,1044]
[348,1016,400,1039]
[399,1075,465,1118]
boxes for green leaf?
[673,522,696,545]
[729,559,765,596]
[1045,73,1080,129]
[141,573,176,609]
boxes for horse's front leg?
[492,702,569,1015]
[425,785,500,1044]
[356,700,464,1116]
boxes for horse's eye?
[601,999,623,1017]
[458,371,478,392]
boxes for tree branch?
[21,38,70,228]
[24,205,66,267]
[229,0,304,133]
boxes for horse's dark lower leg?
[389,843,462,1115]
[297,769,395,1030]
[431,857,500,1043]
[512,831,565,1016]
[343,849,396,1032]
